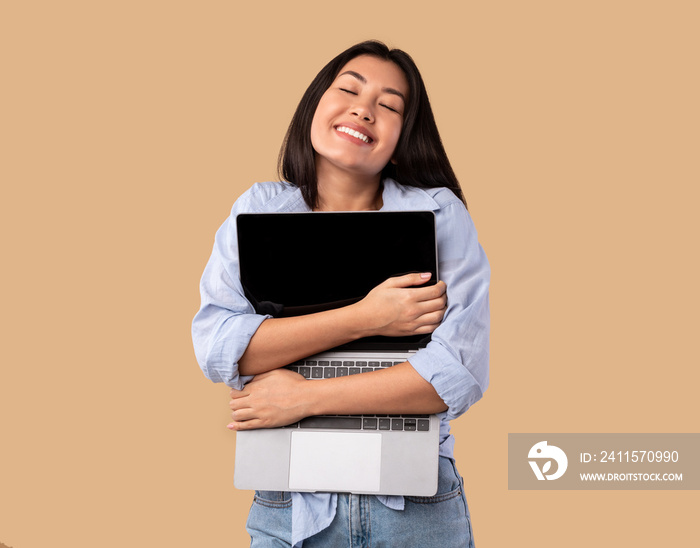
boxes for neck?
[315,172,384,212]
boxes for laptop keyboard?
[285,359,431,432]
[288,359,399,379]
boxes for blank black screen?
[237,211,437,350]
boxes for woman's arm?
[238,272,446,375]
[407,200,490,421]
[229,273,450,428]
[227,362,447,430]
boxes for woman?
[192,40,490,547]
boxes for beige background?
[1,1,698,546]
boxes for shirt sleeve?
[407,200,490,421]
[191,197,271,389]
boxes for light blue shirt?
[192,178,490,547]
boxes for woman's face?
[310,55,409,183]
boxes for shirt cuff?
[408,342,484,421]
[201,313,270,389]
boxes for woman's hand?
[227,369,311,430]
[355,272,447,337]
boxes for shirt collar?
[262,184,311,213]
[380,178,441,211]
[273,178,441,213]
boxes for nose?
[350,102,374,123]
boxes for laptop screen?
[237,211,437,350]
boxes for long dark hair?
[278,40,466,209]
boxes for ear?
[390,157,398,165]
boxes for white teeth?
[336,126,370,143]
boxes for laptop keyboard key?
[362,418,378,430]
[300,416,362,429]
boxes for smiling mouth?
[335,126,373,144]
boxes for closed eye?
[339,88,358,95]
[380,103,399,113]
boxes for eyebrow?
[338,70,407,103]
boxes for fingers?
[383,272,434,288]
[415,305,447,324]
[411,282,447,315]
[383,274,445,299]
[229,397,247,414]
[409,297,445,321]
[413,280,447,303]
[382,275,447,306]
[408,281,447,330]
[227,418,265,431]
[228,406,257,422]
[368,275,447,336]
[409,307,446,333]
[412,320,444,335]
[227,398,264,430]
[229,387,249,400]
[226,369,307,430]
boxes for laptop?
[233,211,440,496]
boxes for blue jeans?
[246,457,475,547]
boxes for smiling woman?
[310,55,408,206]
[192,40,490,548]
[278,40,466,212]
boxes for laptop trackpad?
[289,431,382,492]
